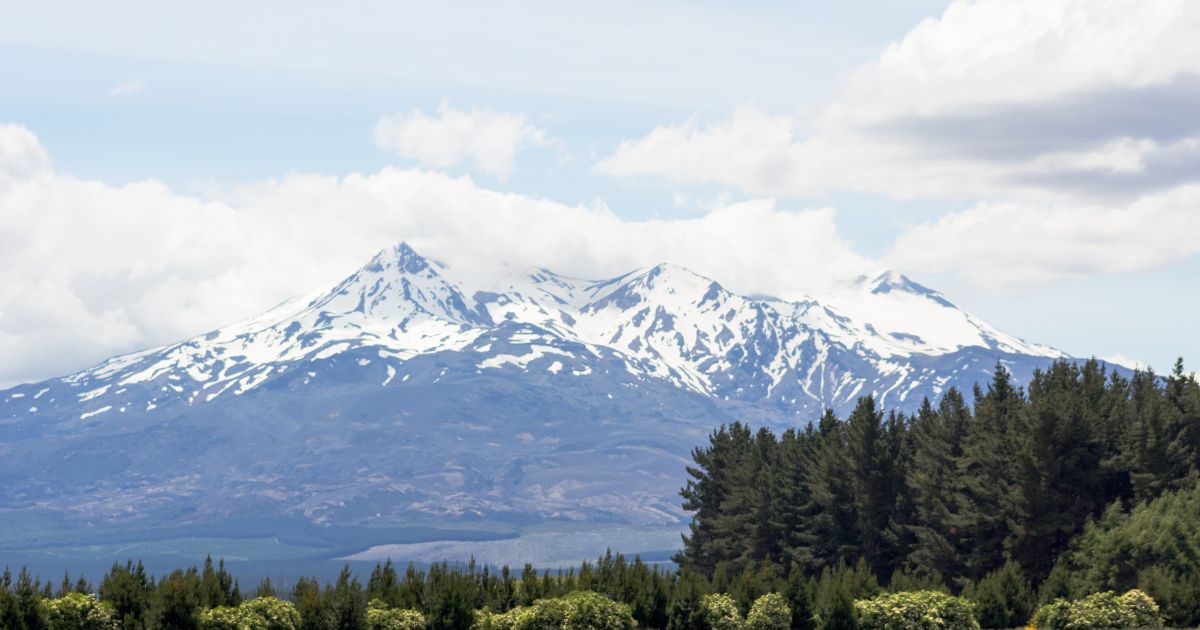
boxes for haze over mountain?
[0,241,1073,565]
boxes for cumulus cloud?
[885,187,1200,287]
[598,0,1200,202]
[0,123,50,188]
[596,107,805,196]
[0,125,872,386]
[596,0,1200,286]
[374,100,550,180]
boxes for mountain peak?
[859,269,955,307]
[365,241,433,276]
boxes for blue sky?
[1,0,1199,386]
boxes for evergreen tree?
[666,570,708,630]
[1008,361,1107,580]
[783,568,817,630]
[156,567,202,630]
[956,365,1024,580]
[423,563,475,630]
[99,561,154,629]
[366,560,402,608]
[14,567,48,630]
[906,390,971,579]
[325,565,365,630]
[962,560,1033,629]
[292,576,330,630]
[805,411,858,571]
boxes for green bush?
[42,592,119,630]
[199,596,301,630]
[702,593,744,629]
[366,600,425,630]
[199,605,242,630]
[746,593,790,630]
[1032,589,1163,629]
[854,591,979,630]
[475,592,636,630]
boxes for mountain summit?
[0,241,1068,556]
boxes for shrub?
[366,600,425,630]
[42,593,119,630]
[1032,589,1164,629]
[854,591,979,630]
[477,592,636,630]
[239,596,302,630]
[471,606,533,630]
[199,605,242,630]
[199,597,301,630]
[746,593,790,630]
[702,593,744,630]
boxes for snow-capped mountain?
[0,242,1068,552]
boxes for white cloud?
[596,0,1200,287]
[885,187,1200,287]
[596,107,806,196]
[1101,354,1145,371]
[107,80,144,96]
[599,0,1200,203]
[0,124,50,188]
[374,100,549,180]
[0,125,872,386]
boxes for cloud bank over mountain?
[0,125,875,387]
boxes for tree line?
[677,358,1200,625]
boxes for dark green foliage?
[819,588,858,630]
[666,570,708,630]
[885,567,946,594]
[365,560,401,609]
[783,568,817,630]
[815,562,875,630]
[198,557,238,610]
[326,565,365,630]
[292,576,330,630]
[156,567,202,630]
[100,561,154,629]
[1055,482,1200,627]
[0,567,50,630]
[1135,566,1200,628]
[422,562,474,630]
[962,561,1033,629]
[675,359,1200,625]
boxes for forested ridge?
[4,359,1200,628]
[678,359,1200,581]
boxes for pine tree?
[366,560,402,608]
[784,567,817,630]
[666,571,708,630]
[956,365,1024,580]
[1008,361,1107,580]
[156,567,202,630]
[99,561,154,629]
[805,411,857,571]
[423,562,475,630]
[328,565,366,630]
[963,560,1034,629]
[292,576,330,630]
[906,391,971,579]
